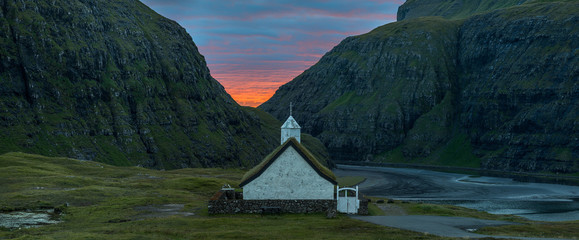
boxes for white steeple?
[281,103,301,144]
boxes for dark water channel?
[335,165,579,222]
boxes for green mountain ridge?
[0,0,286,169]
[260,0,578,173]
[397,0,531,21]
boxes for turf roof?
[239,138,337,187]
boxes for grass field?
[1,152,577,239]
[0,152,446,239]
[336,176,366,187]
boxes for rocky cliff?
[260,0,578,173]
[0,0,283,168]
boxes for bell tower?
[280,103,301,144]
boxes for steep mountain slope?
[457,1,578,172]
[260,0,578,173]
[397,0,530,21]
[0,0,280,168]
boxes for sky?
[140,0,402,107]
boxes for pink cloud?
[140,0,402,106]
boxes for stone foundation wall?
[208,199,336,214]
[358,198,369,215]
[208,189,369,215]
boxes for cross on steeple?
[290,102,293,116]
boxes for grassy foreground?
[2,152,577,239]
[0,152,447,239]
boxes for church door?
[336,186,359,214]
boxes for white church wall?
[243,146,334,200]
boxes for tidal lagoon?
[335,165,579,221]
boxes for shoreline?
[333,164,579,222]
[333,161,579,186]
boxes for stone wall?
[208,199,336,214]
[358,198,369,215]
[209,189,368,215]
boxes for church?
[208,108,359,214]
[239,112,337,200]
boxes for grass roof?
[240,138,336,187]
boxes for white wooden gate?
[336,185,359,214]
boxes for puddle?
[0,209,61,229]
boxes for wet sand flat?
[335,165,579,221]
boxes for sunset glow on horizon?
[140,0,402,107]
[211,67,310,107]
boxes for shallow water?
[422,199,579,222]
[335,165,579,222]
[0,209,61,229]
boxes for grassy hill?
[0,152,429,239]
